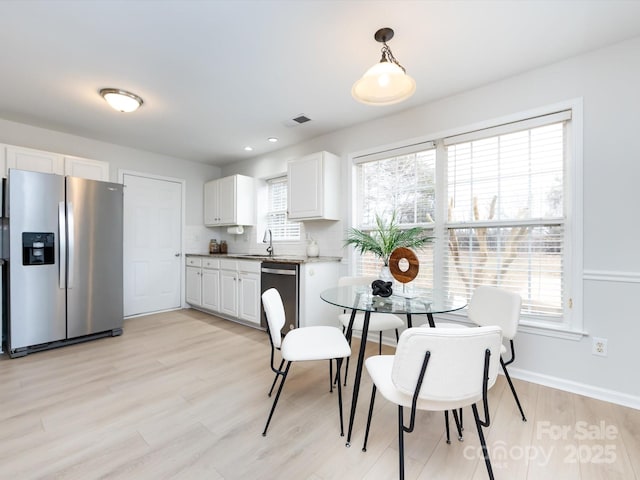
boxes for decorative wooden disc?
[389,247,419,284]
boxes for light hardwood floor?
[0,309,638,479]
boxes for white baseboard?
[504,366,640,410]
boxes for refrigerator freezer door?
[8,170,66,350]
[66,177,124,338]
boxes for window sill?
[433,312,587,341]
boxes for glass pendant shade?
[100,88,143,113]
[352,60,416,106]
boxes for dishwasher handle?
[261,267,297,276]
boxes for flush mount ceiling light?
[99,88,143,113]
[352,27,416,106]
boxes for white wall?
[222,36,640,406]
[0,117,220,235]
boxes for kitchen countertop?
[185,253,341,264]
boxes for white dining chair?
[337,276,405,384]
[261,288,351,436]
[435,285,527,422]
[362,326,503,480]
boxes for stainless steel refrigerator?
[6,169,123,358]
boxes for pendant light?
[100,88,144,113]
[352,27,416,106]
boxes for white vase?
[379,265,393,283]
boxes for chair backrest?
[391,326,502,403]
[262,288,286,349]
[468,286,522,340]
[338,276,377,288]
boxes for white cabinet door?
[186,266,202,306]
[64,156,109,181]
[203,180,219,226]
[287,151,339,220]
[217,175,236,225]
[6,146,64,175]
[202,268,220,311]
[220,269,238,317]
[288,152,322,219]
[238,271,260,324]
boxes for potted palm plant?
[345,211,432,281]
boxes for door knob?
[175,253,181,257]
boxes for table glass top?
[320,285,467,315]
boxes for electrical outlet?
[592,337,608,357]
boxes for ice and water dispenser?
[22,232,55,265]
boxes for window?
[353,109,577,329]
[354,144,436,289]
[266,176,301,241]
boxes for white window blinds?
[355,148,436,289]
[266,176,301,241]
[353,109,572,323]
[446,120,566,318]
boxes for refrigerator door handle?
[59,201,66,289]
[67,202,75,289]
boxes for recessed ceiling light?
[267,137,279,143]
[244,146,254,152]
[99,88,143,113]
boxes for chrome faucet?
[262,228,273,256]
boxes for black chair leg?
[268,358,285,396]
[398,405,405,480]
[378,331,383,354]
[329,359,334,393]
[501,358,527,421]
[444,410,451,444]
[362,385,377,451]
[452,408,464,440]
[262,361,291,436]
[336,358,345,436]
[472,403,495,480]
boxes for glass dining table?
[320,285,467,446]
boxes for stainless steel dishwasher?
[260,262,299,333]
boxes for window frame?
[348,100,584,340]
[265,175,301,242]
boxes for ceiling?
[1,1,640,166]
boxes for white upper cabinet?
[64,155,110,181]
[204,174,255,226]
[5,145,64,175]
[3,144,110,181]
[287,151,340,220]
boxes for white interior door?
[123,173,183,316]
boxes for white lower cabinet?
[201,264,220,311]
[187,256,260,327]
[186,257,220,309]
[238,270,260,324]
[185,265,202,306]
[219,267,239,318]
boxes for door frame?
[118,169,187,317]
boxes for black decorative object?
[371,279,393,297]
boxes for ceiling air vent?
[283,114,312,127]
